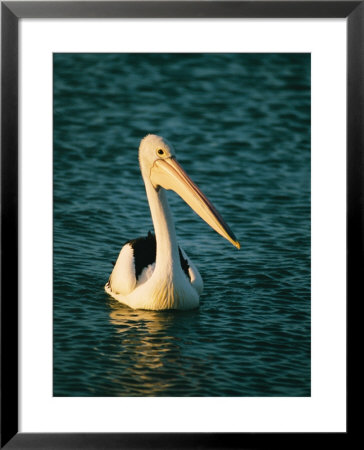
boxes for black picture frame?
[1,1,359,448]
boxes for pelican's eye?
[157,149,165,156]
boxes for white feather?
[108,243,136,296]
[137,263,156,286]
[180,248,204,295]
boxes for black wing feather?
[126,231,190,281]
[127,231,156,279]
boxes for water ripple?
[54,53,310,397]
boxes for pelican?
[105,134,240,310]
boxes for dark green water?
[53,53,310,396]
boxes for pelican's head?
[139,134,176,170]
[139,134,240,249]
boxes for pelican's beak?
[150,157,240,249]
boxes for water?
[53,53,310,396]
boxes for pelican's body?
[105,135,240,310]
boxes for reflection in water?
[108,299,199,396]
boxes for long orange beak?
[150,157,240,249]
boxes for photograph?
[53,52,311,397]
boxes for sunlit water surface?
[54,53,310,396]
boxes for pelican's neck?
[143,176,180,273]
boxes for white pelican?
[105,134,240,310]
